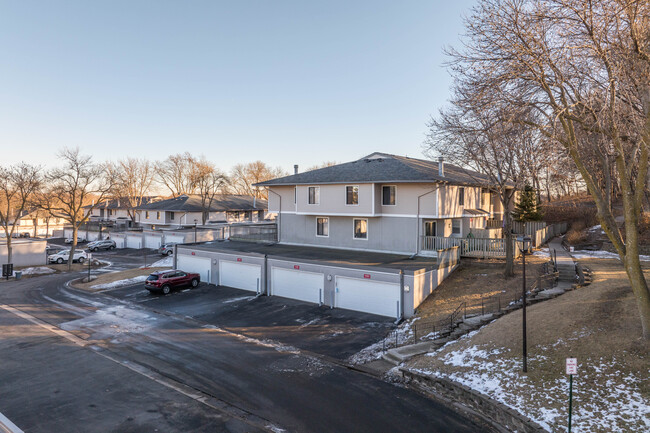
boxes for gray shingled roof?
[255,153,508,187]
[138,194,267,212]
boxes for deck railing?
[421,236,520,259]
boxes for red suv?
[145,270,200,294]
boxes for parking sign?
[566,358,577,375]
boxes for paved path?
[548,237,576,283]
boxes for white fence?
[533,222,568,247]
[421,236,520,259]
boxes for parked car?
[87,239,116,251]
[48,249,88,264]
[64,236,86,244]
[158,243,176,256]
[145,270,200,294]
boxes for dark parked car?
[158,243,176,256]
[87,239,116,251]
[145,270,200,295]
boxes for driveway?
[0,271,485,432]
[105,283,395,360]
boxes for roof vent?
[438,157,445,176]
[294,164,299,175]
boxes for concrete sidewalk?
[548,237,576,282]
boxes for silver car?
[158,243,175,256]
[87,239,116,251]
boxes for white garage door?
[335,277,400,318]
[177,255,211,282]
[164,235,186,244]
[126,235,141,249]
[114,237,125,249]
[219,261,262,292]
[271,267,323,304]
[145,235,162,249]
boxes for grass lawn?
[415,254,549,323]
[71,267,171,291]
[404,258,649,432]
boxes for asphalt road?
[0,252,487,433]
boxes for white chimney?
[438,157,445,176]
[294,164,299,175]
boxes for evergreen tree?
[512,184,542,222]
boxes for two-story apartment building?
[257,153,509,256]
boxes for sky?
[0,0,476,173]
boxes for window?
[156,211,161,220]
[459,187,465,206]
[145,211,149,219]
[353,218,367,239]
[452,219,461,235]
[170,212,175,221]
[308,186,320,204]
[480,188,487,207]
[424,221,437,237]
[108,209,113,216]
[382,185,396,206]
[316,217,329,237]
[346,186,359,205]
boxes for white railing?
[421,236,520,259]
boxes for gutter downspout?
[268,188,281,243]
[416,186,440,255]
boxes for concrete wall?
[403,246,460,316]
[0,239,47,267]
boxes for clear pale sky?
[0,0,475,173]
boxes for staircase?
[549,237,577,283]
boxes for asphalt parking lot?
[106,282,395,360]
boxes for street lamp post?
[194,219,197,244]
[517,231,532,373]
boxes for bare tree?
[446,0,650,337]
[108,158,155,224]
[156,152,197,197]
[0,163,42,264]
[43,148,113,271]
[426,107,537,276]
[306,161,338,171]
[230,161,286,200]
[192,158,228,224]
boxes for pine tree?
[513,184,542,222]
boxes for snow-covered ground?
[347,318,421,365]
[91,275,148,290]
[144,256,173,268]
[409,343,650,432]
[533,246,650,261]
[13,266,56,276]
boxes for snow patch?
[13,266,55,276]
[91,275,147,289]
[572,250,650,261]
[144,256,173,268]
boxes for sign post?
[87,253,92,282]
[566,358,577,432]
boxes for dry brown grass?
[415,255,549,323]
[71,267,170,291]
[407,258,650,432]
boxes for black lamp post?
[194,219,197,244]
[517,232,532,373]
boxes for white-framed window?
[316,217,329,237]
[170,212,175,221]
[353,218,368,239]
[424,221,437,237]
[346,185,359,205]
[459,187,465,206]
[480,188,487,207]
[382,185,396,206]
[452,219,461,236]
[308,186,320,204]
[156,211,161,220]
[145,211,150,219]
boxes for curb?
[399,368,548,433]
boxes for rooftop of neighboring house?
[86,196,162,210]
[137,194,268,212]
[255,152,513,188]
